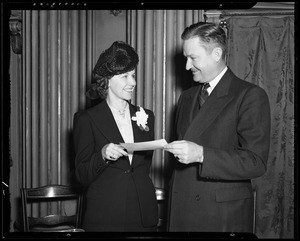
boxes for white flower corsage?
[131,106,149,131]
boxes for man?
[164,22,270,232]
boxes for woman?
[73,41,158,232]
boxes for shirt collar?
[206,66,228,95]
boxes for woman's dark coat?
[73,101,158,231]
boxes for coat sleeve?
[147,109,155,140]
[73,112,108,186]
[200,86,271,180]
[144,109,155,159]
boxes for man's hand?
[164,140,203,164]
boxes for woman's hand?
[102,143,128,161]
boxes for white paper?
[120,139,168,152]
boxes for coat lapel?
[189,86,202,123]
[87,100,125,144]
[175,87,199,139]
[88,101,152,168]
[184,69,234,139]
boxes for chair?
[21,185,84,232]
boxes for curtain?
[127,10,204,189]
[14,9,204,230]
[20,10,92,219]
[226,16,294,238]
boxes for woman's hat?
[86,41,139,99]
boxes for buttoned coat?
[168,68,271,232]
[73,101,158,231]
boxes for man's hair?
[181,22,227,59]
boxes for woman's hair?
[181,22,227,59]
[86,41,139,99]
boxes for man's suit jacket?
[168,68,270,232]
[73,100,158,231]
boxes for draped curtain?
[226,16,294,238]
[126,10,204,189]
[20,10,93,218]
[16,9,204,226]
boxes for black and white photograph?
[1,1,296,239]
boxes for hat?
[86,41,139,99]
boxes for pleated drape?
[22,10,92,216]
[20,9,204,217]
[127,10,204,189]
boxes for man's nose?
[185,58,192,70]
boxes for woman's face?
[108,70,136,101]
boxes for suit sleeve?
[148,110,155,141]
[174,94,184,140]
[145,109,155,158]
[73,112,108,186]
[200,86,271,180]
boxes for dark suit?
[73,101,158,231]
[168,68,270,232]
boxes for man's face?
[183,37,217,83]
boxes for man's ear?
[212,47,223,62]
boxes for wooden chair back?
[21,185,84,232]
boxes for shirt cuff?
[198,146,204,163]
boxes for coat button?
[124,168,134,174]
[195,195,200,201]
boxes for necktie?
[192,82,210,120]
[199,82,210,107]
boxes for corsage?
[131,106,149,131]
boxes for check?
[120,139,168,152]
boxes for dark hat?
[86,41,139,99]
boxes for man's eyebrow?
[184,54,197,58]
